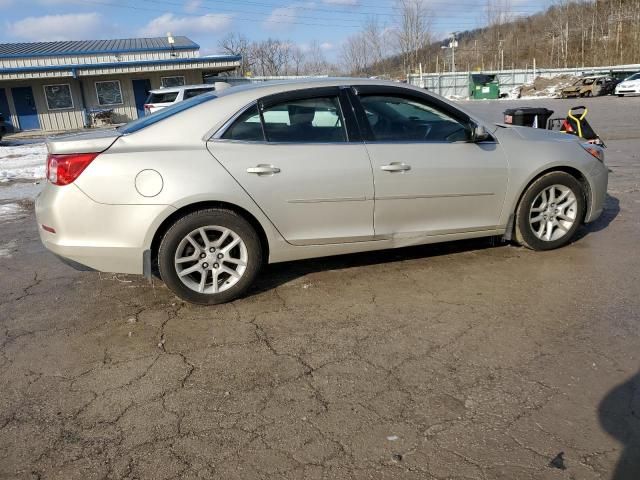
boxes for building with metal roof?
[0,36,240,132]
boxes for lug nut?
[217,253,223,259]
[200,253,206,258]
[210,247,215,252]
[213,263,219,269]
[202,262,208,268]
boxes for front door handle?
[380,162,411,172]
[246,164,281,175]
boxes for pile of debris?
[514,75,578,98]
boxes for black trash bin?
[503,107,554,128]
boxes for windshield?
[625,73,640,81]
[119,92,217,135]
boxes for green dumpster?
[470,74,500,99]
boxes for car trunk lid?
[47,128,121,155]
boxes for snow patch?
[0,239,18,258]
[0,202,28,221]
[0,142,47,183]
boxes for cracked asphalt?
[1,96,639,479]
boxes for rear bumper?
[35,183,172,275]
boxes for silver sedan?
[35,79,608,304]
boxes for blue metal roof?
[0,36,200,59]
[0,55,242,76]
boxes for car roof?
[149,84,216,93]
[213,77,418,99]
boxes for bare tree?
[250,39,293,76]
[304,40,330,75]
[218,33,251,76]
[341,32,371,75]
[394,0,432,74]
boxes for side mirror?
[471,124,490,142]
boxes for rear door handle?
[380,162,411,172]
[246,164,281,175]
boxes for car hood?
[494,124,581,144]
[47,128,121,155]
[618,80,640,88]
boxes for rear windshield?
[184,88,215,99]
[119,92,217,134]
[147,91,179,104]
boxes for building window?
[43,84,73,110]
[161,76,185,88]
[95,80,123,106]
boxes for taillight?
[46,152,99,186]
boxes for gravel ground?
[0,96,639,480]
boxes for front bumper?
[585,161,609,223]
[35,183,172,275]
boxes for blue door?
[0,88,13,132]
[12,86,40,130]
[132,79,151,118]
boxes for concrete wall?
[0,69,205,132]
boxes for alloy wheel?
[174,226,248,294]
[529,184,578,242]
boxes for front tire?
[158,209,262,305]
[514,172,586,251]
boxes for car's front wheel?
[514,172,586,251]
[158,209,262,304]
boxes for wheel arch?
[505,165,591,240]
[149,200,270,274]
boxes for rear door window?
[147,91,179,104]
[261,96,346,143]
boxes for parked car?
[615,72,640,96]
[36,79,608,304]
[560,76,618,98]
[144,82,231,115]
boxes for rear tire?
[514,172,586,251]
[158,209,262,305]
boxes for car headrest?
[288,105,315,125]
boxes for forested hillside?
[358,0,640,76]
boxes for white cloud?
[7,13,105,41]
[263,5,300,30]
[320,42,334,51]
[138,13,233,37]
[184,0,202,13]
[322,0,360,5]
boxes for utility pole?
[441,32,458,73]
[499,39,504,71]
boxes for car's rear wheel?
[514,172,586,251]
[158,209,262,304]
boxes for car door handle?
[380,163,411,172]
[246,165,281,175]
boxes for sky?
[0,0,552,60]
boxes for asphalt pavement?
[0,95,639,479]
